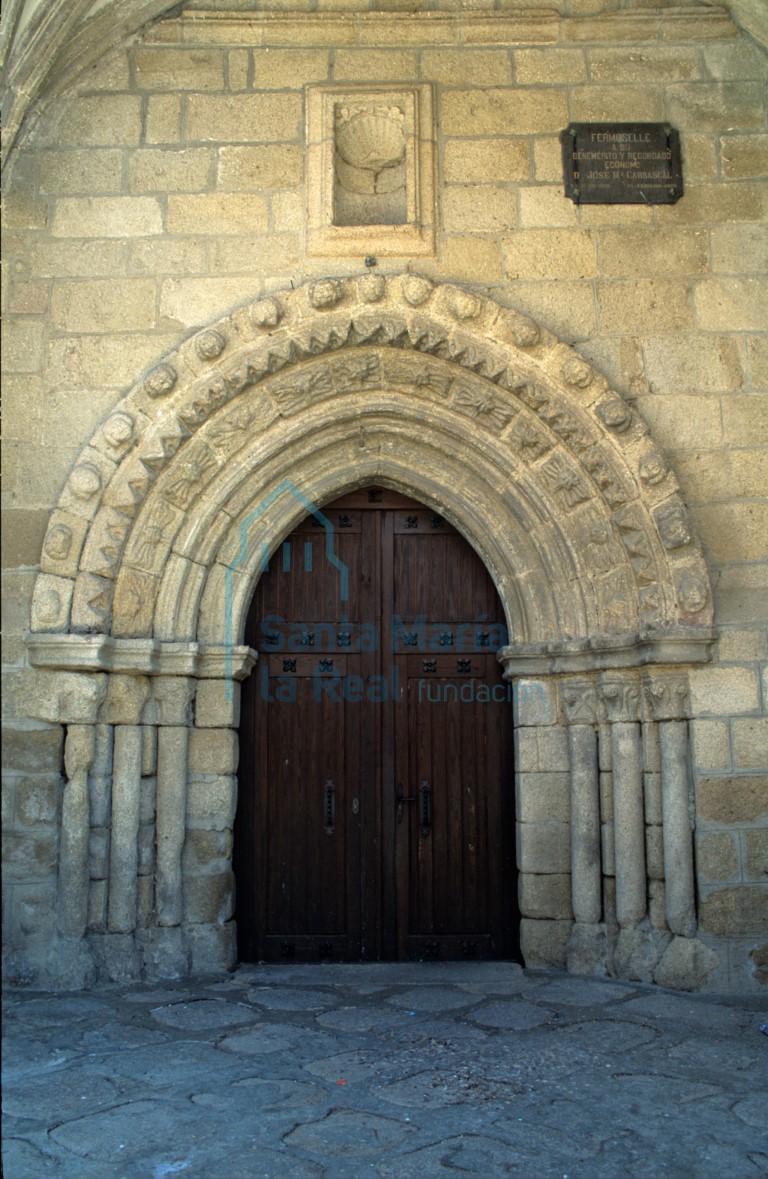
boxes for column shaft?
[569,724,601,924]
[611,721,646,929]
[156,725,189,927]
[659,719,696,937]
[59,726,95,940]
[108,724,143,933]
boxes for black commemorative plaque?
[561,123,683,205]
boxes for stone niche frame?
[23,274,718,989]
[306,84,436,257]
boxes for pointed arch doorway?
[235,486,518,963]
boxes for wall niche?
[307,84,435,257]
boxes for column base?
[184,921,237,974]
[138,925,189,980]
[566,921,609,976]
[653,934,720,991]
[88,931,141,984]
[610,924,671,983]
[520,918,571,968]
[44,936,97,990]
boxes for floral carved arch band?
[25,274,717,987]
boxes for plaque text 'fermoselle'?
[561,123,683,205]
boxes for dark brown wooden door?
[235,488,517,963]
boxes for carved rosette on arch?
[251,297,282,330]
[144,363,177,399]
[195,329,226,362]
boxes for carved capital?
[100,673,151,725]
[152,676,196,726]
[16,669,107,725]
[60,672,109,725]
[561,677,601,725]
[599,671,642,723]
[643,671,690,721]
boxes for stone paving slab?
[2,964,767,1179]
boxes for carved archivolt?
[31,274,713,650]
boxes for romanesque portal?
[24,275,715,988]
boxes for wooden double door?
[235,488,517,962]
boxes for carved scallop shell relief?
[334,103,407,226]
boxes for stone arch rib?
[30,273,714,652]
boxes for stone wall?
[2,3,766,990]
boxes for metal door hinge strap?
[396,781,416,824]
[419,779,432,837]
[324,779,336,835]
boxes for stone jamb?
[23,640,254,982]
[503,659,714,985]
